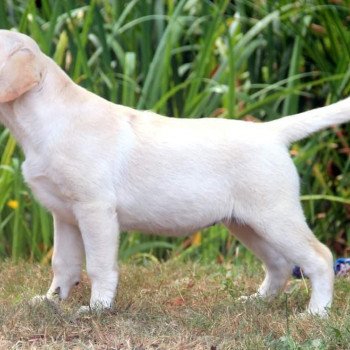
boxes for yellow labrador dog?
[0,30,349,316]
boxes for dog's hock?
[0,47,40,103]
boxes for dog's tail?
[267,97,350,145]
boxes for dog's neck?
[0,57,88,155]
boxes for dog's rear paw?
[304,307,330,318]
[238,293,261,302]
[295,310,328,319]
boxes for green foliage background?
[0,0,349,262]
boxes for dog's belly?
[117,183,233,236]
[118,210,220,236]
[115,144,240,235]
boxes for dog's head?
[0,30,42,103]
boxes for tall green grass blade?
[137,0,187,110]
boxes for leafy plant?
[0,0,349,261]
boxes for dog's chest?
[21,159,75,223]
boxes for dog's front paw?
[30,294,47,305]
[76,303,113,317]
[30,287,62,306]
[30,294,59,305]
[76,305,91,315]
[29,293,62,314]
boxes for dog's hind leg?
[226,147,334,315]
[243,207,334,316]
[224,222,292,299]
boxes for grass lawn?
[0,260,349,349]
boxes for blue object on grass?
[334,258,350,276]
[292,258,350,279]
[292,266,304,279]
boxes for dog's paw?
[30,288,61,307]
[303,307,329,318]
[30,294,59,305]
[294,311,327,320]
[75,304,113,318]
[76,305,91,316]
[72,306,95,321]
[29,294,62,314]
[237,292,261,302]
[30,294,47,305]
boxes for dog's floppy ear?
[0,47,40,103]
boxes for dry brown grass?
[0,260,349,349]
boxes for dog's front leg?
[74,202,119,311]
[32,215,84,304]
[48,215,85,299]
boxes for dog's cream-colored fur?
[0,30,349,316]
